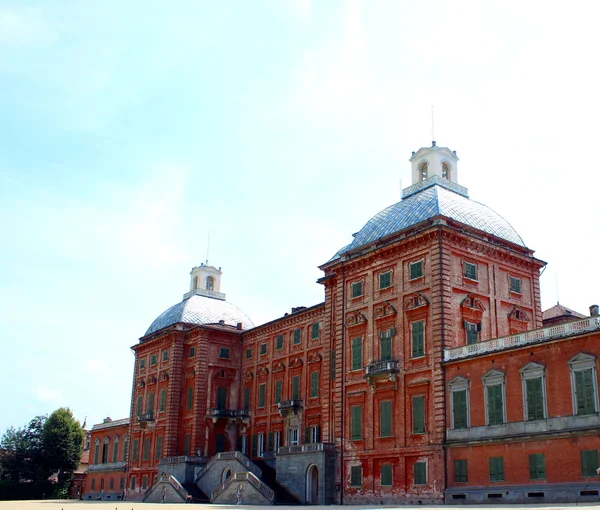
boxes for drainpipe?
[340,261,346,505]
[438,226,448,502]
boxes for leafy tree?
[42,408,84,496]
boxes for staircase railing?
[195,451,261,482]
[167,474,189,501]
[211,471,274,502]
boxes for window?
[276,334,284,350]
[132,439,139,461]
[293,328,301,345]
[410,261,423,280]
[465,321,481,344]
[147,392,154,413]
[102,438,109,463]
[306,425,320,444]
[529,453,545,480]
[454,459,468,482]
[243,387,250,409]
[93,439,100,464]
[379,328,394,361]
[258,383,266,407]
[287,428,298,446]
[260,343,267,355]
[581,449,599,477]
[414,461,427,485]
[419,161,428,180]
[411,321,425,358]
[442,162,450,179]
[139,358,146,370]
[464,261,478,281]
[91,478,95,490]
[155,436,163,460]
[122,436,128,461]
[380,400,392,437]
[217,387,227,410]
[381,464,393,486]
[274,380,282,404]
[119,477,125,490]
[311,322,320,340]
[412,395,426,434]
[142,475,148,490]
[112,437,119,463]
[489,456,504,482]
[510,276,521,294]
[379,271,391,289]
[273,431,281,450]
[351,405,363,440]
[449,377,470,429]
[159,389,166,412]
[350,465,362,487]
[186,387,193,410]
[183,434,190,456]
[310,372,319,398]
[136,395,142,416]
[206,276,214,290]
[130,476,136,490]
[351,337,362,370]
[218,347,230,359]
[162,350,169,362]
[351,281,363,298]
[189,346,195,358]
[246,347,252,359]
[150,354,157,366]
[142,437,150,460]
[483,370,505,426]
[292,375,300,400]
[569,354,598,415]
[520,363,546,421]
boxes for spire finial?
[206,234,210,265]
[431,105,435,145]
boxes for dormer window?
[206,276,214,290]
[419,162,428,181]
[442,162,450,180]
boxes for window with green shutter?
[489,456,504,482]
[147,392,154,413]
[150,354,157,366]
[293,329,301,345]
[132,439,139,461]
[183,434,190,456]
[510,276,521,293]
[452,389,468,429]
[219,347,230,359]
[276,335,284,350]
[244,387,250,409]
[246,347,252,359]
[529,453,545,479]
[189,346,195,358]
[142,437,150,460]
[454,459,467,482]
[292,375,300,400]
[380,400,392,437]
[379,271,391,289]
[136,395,142,417]
[409,261,423,280]
[525,377,545,420]
[350,465,362,486]
[275,380,282,404]
[162,349,169,362]
[159,389,166,412]
[258,383,266,407]
[381,463,392,486]
[464,261,478,280]
[351,405,362,440]
[412,395,425,434]
[260,343,267,355]
[465,321,480,345]
[93,441,100,464]
[139,358,146,369]
[411,321,425,358]
[122,437,128,462]
[311,323,320,339]
[414,462,427,485]
[217,387,227,410]
[186,387,193,410]
[486,384,504,425]
[581,449,599,477]
[351,281,363,298]
[351,337,362,370]
[310,372,318,398]
[380,329,394,361]
[155,436,163,460]
[575,368,596,415]
[130,476,136,490]
[113,439,119,462]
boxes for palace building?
[83,142,600,505]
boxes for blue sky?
[1,0,599,433]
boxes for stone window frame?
[519,362,547,421]
[482,369,506,426]
[380,463,393,486]
[569,353,599,416]
[379,270,392,290]
[463,260,478,282]
[350,464,362,487]
[409,259,424,281]
[351,280,364,299]
[413,459,427,485]
[509,275,522,294]
[449,376,470,429]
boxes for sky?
[1,0,599,435]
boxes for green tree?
[42,408,84,497]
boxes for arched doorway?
[221,468,232,483]
[305,464,318,504]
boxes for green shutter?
[217,387,227,409]
[251,434,258,458]
[412,321,424,357]
[143,437,150,460]
[293,329,301,344]
[575,369,596,415]
[147,392,154,413]
[380,400,392,437]
[292,376,300,400]
[352,337,362,370]
[380,332,392,361]
[132,439,139,461]
[93,444,99,464]
[113,441,119,463]
[244,387,250,409]
[155,436,163,460]
[453,390,467,429]
[381,464,392,485]
[159,389,166,412]
[258,384,266,407]
[487,385,504,425]
[183,434,190,456]
[526,378,544,420]
[136,396,142,416]
[489,456,504,481]
[351,405,362,440]
[311,323,319,339]
[412,396,425,434]
[275,380,282,404]
[414,462,426,484]
[454,459,467,482]
[186,387,193,410]
[581,449,599,477]
[310,372,318,398]
[529,454,545,480]
[350,465,362,486]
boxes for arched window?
[206,276,214,291]
[193,276,199,291]
[94,438,100,464]
[112,436,120,463]
[419,162,428,181]
[102,437,110,464]
[442,162,450,180]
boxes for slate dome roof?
[333,183,524,260]
[145,294,254,336]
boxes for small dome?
[332,184,524,260]
[145,294,254,336]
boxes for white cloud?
[0,7,55,46]
[33,386,64,405]
[288,0,311,19]
[87,359,108,373]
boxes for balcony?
[365,360,400,386]
[278,443,336,455]
[277,399,303,417]
[87,461,126,473]
[137,411,154,428]
[207,408,251,424]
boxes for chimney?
[590,305,599,317]
[236,322,243,330]
[219,319,225,326]
[103,417,112,423]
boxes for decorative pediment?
[405,292,430,311]
[346,310,367,327]
[508,306,530,322]
[289,357,304,368]
[185,368,196,378]
[257,366,269,377]
[568,352,596,369]
[244,370,254,381]
[307,352,323,364]
[160,371,169,381]
[519,362,545,376]
[406,377,430,387]
[374,301,397,319]
[482,369,505,383]
[448,376,469,390]
[272,361,286,373]
[461,293,486,312]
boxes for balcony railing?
[365,360,399,385]
[278,442,336,455]
[87,461,126,472]
[444,316,600,361]
[277,400,303,416]
[137,411,154,422]
[207,409,251,420]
